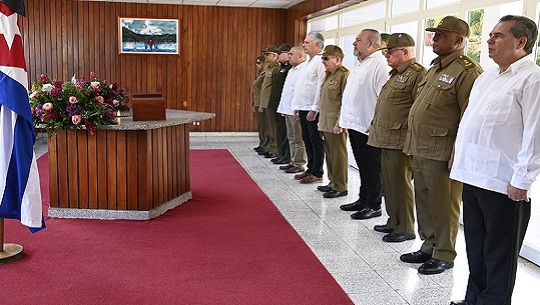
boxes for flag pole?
[0,218,24,264]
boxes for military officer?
[367,33,427,242]
[259,45,282,159]
[400,16,483,275]
[252,55,269,154]
[317,45,350,198]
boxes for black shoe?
[400,250,432,263]
[257,150,268,155]
[274,158,289,165]
[317,185,333,192]
[339,201,365,211]
[270,156,281,163]
[374,224,393,233]
[351,207,382,219]
[450,301,472,305]
[265,153,277,159]
[382,233,416,243]
[418,258,454,275]
[323,190,348,198]
[253,146,263,151]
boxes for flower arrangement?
[29,72,128,135]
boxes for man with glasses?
[367,33,426,242]
[450,15,540,305]
[338,29,389,218]
[316,45,350,198]
[292,32,326,184]
[401,16,482,275]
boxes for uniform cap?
[425,16,470,37]
[381,33,390,42]
[322,45,345,59]
[277,43,292,53]
[262,45,279,53]
[381,33,415,49]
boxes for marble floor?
[34,132,540,305]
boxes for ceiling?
[83,0,306,9]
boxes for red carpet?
[2,149,353,305]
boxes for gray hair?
[363,29,381,49]
[307,32,325,49]
[499,15,538,54]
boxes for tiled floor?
[33,131,540,304]
[187,132,540,305]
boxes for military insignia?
[439,73,455,84]
[329,79,339,86]
[280,68,286,73]
[396,74,408,83]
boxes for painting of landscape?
[119,18,179,55]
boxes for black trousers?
[275,112,290,162]
[462,184,531,305]
[298,110,324,178]
[349,130,382,209]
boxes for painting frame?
[118,17,179,55]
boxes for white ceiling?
[83,0,306,9]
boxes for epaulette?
[338,66,349,73]
[457,55,480,70]
[410,62,425,72]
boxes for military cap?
[262,45,279,54]
[322,45,345,59]
[381,33,415,49]
[426,16,470,37]
[381,33,390,42]
[278,44,292,53]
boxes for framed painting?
[119,17,179,55]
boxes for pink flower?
[90,81,100,89]
[72,115,82,125]
[40,73,49,83]
[96,96,104,103]
[43,102,54,111]
[69,96,78,104]
[112,99,119,106]
[90,72,97,79]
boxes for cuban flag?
[0,0,45,232]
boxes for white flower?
[90,81,100,89]
[42,84,53,92]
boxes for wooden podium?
[47,110,215,220]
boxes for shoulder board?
[457,55,480,70]
[338,66,349,73]
[410,62,425,72]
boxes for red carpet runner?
[2,149,353,305]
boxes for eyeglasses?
[256,62,261,65]
[386,48,405,56]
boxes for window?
[341,1,386,27]
[392,0,420,17]
[425,0,460,10]
[467,9,484,63]
[390,21,419,46]
[309,16,338,32]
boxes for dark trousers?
[462,184,531,305]
[275,112,290,161]
[349,130,382,209]
[298,110,324,178]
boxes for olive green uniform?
[260,59,282,155]
[367,58,427,235]
[252,70,269,149]
[403,49,482,262]
[318,65,349,192]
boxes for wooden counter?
[47,110,215,220]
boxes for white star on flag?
[0,10,19,50]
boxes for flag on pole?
[0,1,45,232]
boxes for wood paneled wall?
[21,0,287,132]
[19,0,358,132]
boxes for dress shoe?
[400,250,432,263]
[253,146,262,151]
[294,172,310,180]
[299,174,323,184]
[382,233,416,243]
[285,166,304,173]
[339,201,365,211]
[270,156,281,163]
[450,301,472,305]
[373,224,393,233]
[317,185,333,192]
[418,258,454,275]
[274,158,289,165]
[257,150,268,155]
[279,164,294,170]
[350,207,382,219]
[323,190,348,198]
[265,153,277,159]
